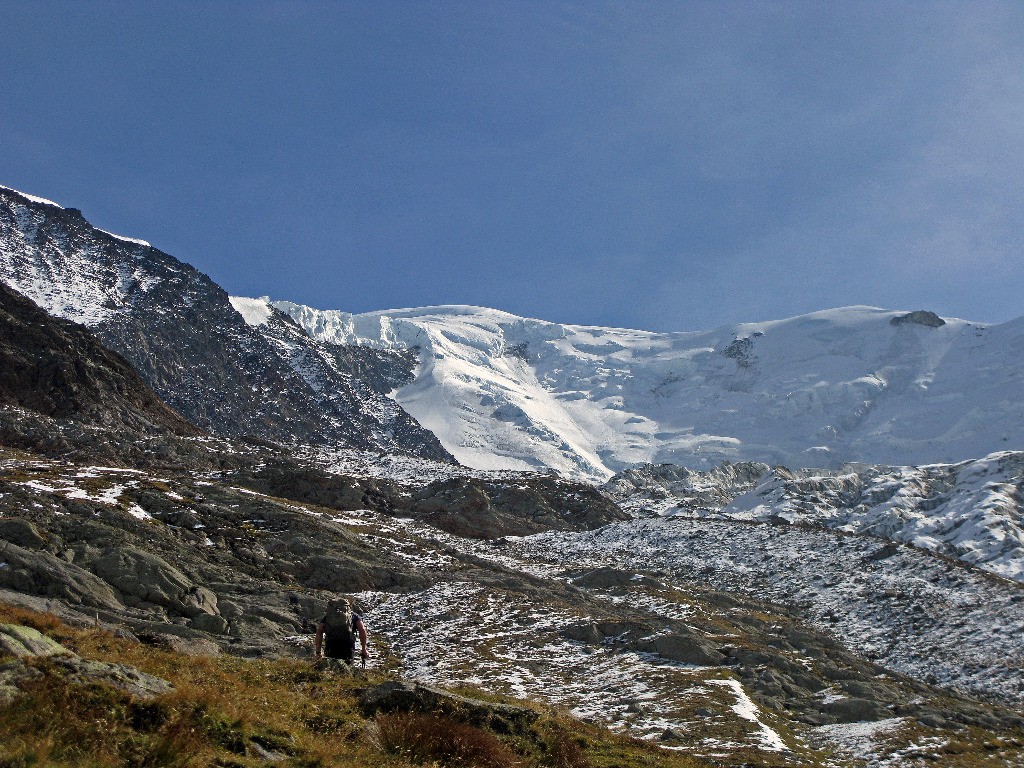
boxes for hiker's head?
[329,598,351,611]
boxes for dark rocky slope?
[0,281,198,437]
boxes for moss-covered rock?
[0,622,72,658]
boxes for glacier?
[258,299,1024,482]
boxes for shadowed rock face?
[0,282,200,437]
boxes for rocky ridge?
[0,186,449,460]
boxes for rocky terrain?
[606,455,1024,583]
[0,185,449,460]
[3,448,1023,766]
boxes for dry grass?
[542,732,592,768]
[0,675,208,768]
[374,711,522,767]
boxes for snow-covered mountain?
[0,185,449,459]
[4,181,1022,485]
[267,299,1024,481]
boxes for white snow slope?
[271,301,1024,482]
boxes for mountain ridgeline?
[0,186,450,460]
[3,184,1023,480]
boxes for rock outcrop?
[890,310,946,327]
[0,624,172,705]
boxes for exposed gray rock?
[638,631,726,667]
[410,475,627,538]
[359,680,539,733]
[189,613,229,635]
[138,631,220,657]
[563,623,603,644]
[572,567,658,590]
[563,620,650,646]
[182,586,220,617]
[91,548,200,614]
[819,696,892,723]
[0,541,123,610]
[49,655,173,699]
[247,740,288,763]
[0,623,171,702]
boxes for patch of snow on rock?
[228,296,273,327]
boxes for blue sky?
[2,1,1023,331]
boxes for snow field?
[714,451,1024,582]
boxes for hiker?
[314,598,369,665]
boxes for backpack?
[322,599,356,656]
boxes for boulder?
[0,624,172,703]
[572,567,653,590]
[190,613,229,635]
[359,680,539,734]
[640,631,726,667]
[563,620,649,645]
[563,623,602,644]
[182,586,219,618]
[819,697,891,723]
[49,655,173,699]
[359,680,421,712]
[890,310,945,328]
[139,631,220,657]
[91,547,218,617]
